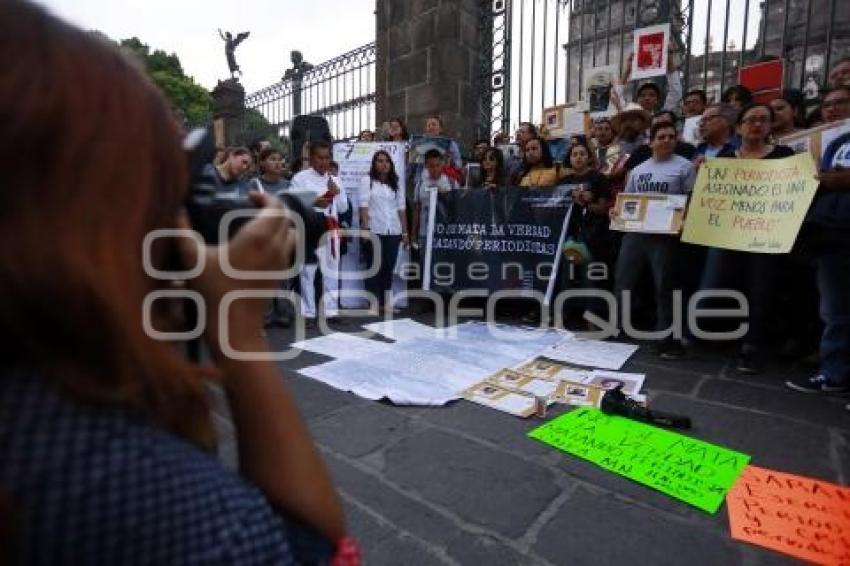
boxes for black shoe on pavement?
[658,340,685,361]
[785,374,850,394]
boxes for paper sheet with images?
[589,370,646,396]
[514,356,594,383]
[299,348,486,405]
[291,332,393,359]
[461,381,537,418]
[363,318,437,342]
[442,321,574,362]
[542,339,638,370]
[485,369,560,399]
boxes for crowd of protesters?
[209,57,850,405]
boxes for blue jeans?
[816,245,850,386]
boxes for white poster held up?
[332,142,408,308]
[631,24,670,81]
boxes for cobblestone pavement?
[214,314,849,565]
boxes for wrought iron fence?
[243,42,376,142]
[479,0,849,137]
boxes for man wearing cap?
[616,51,683,114]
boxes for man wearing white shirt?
[290,141,349,322]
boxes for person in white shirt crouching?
[290,141,349,324]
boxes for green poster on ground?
[528,408,750,513]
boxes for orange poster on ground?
[726,465,850,565]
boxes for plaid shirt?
[0,372,294,565]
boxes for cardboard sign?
[529,408,751,513]
[780,119,850,164]
[682,153,819,253]
[543,103,587,139]
[611,193,688,234]
[461,379,537,418]
[631,24,670,80]
[726,465,850,565]
[738,60,784,103]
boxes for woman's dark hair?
[308,140,331,156]
[653,110,678,125]
[1,0,213,446]
[736,102,776,126]
[290,156,305,174]
[389,117,409,140]
[722,85,754,106]
[775,89,807,127]
[522,136,554,170]
[423,148,444,162]
[568,140,596,170]
[257,147,283,175]
[481,147,506,185]
[368,150,399,191]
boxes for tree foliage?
[118,37,212,125]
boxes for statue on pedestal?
[283,50,314,116]
[218,29,250,78]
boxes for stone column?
[376,0,483,153]
[211,78,246,147]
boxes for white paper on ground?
[290,332,393,359]
[298,347,486,405]
[363,318,438,342]
[467,388,537,417]
[542,339,639,370]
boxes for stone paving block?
[368,535,448,566]
[311,402,419,459]
[628,342,732,376]
[282,375,361,421]
[739,545,801,565]
[627,360,707,395]
[444,532,535,566]
[343,502,397,559]
[415,400,558,457]
[384,428,564,538]
[533,487,742,566]
[326,453,472,549]
[651,394,841,482]
[697,379,850,430]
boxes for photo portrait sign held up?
[631,23,670,81]
[682,153,819,253]
[423,185,574,305]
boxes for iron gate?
[479,0,849,138]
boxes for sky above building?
[34,0,377,93]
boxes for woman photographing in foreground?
[0,2,353,563]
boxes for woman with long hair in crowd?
[0,1,355,563]
[701,103,795,374]
[387,117,410,142]
[359,150,409,311]
[721,85,754,111]
[517,136,563,188]
[480,146,506,189]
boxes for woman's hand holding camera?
[179,191,295,360]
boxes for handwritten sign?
[682,153,819,253]
[726,465,850,565]
[528,408,750,513]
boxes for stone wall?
[376,0,483,155]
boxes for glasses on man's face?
[822,98,850,109]
[742,116,771,125]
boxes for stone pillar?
[211,78,246,147]
[376,0,483,154]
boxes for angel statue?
[219,29,250,78]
